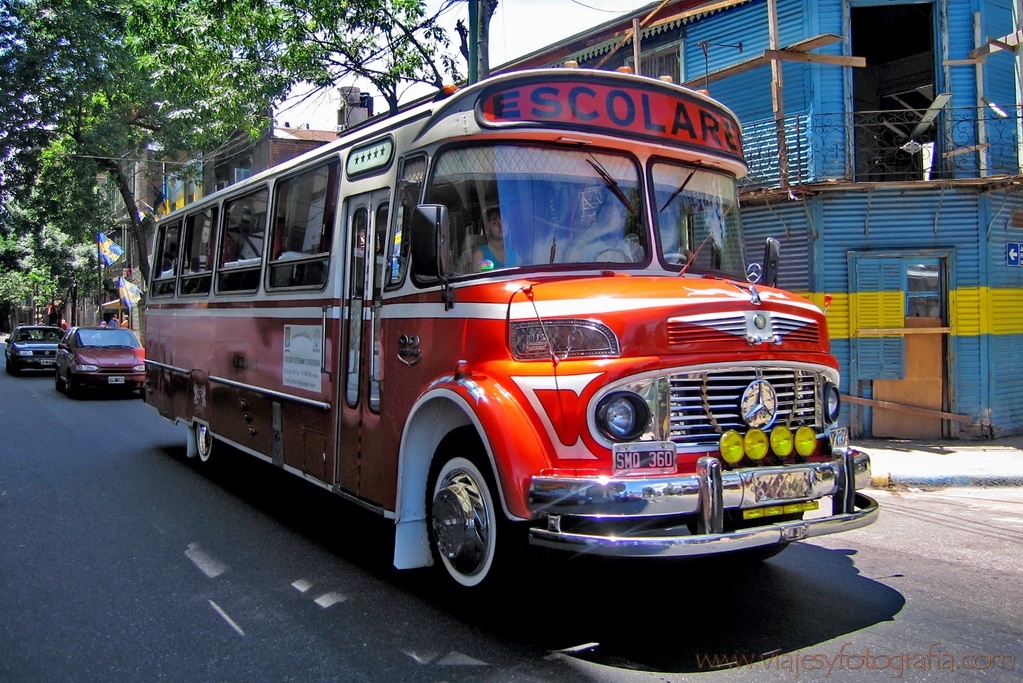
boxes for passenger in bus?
[471,207,506,271]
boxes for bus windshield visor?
[651,161,745,278]
[427,144,646,273]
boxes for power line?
[51,152,196,166]
[566,0,623,13]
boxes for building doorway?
[850,2,940,181]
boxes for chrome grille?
[669,368,820,447]
[666,311,820,345]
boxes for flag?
[118,277,143,310]
[97,232,125,266]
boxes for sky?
[276,0,632,131]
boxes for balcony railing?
[740,107,1023,189]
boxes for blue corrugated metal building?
[504,0,1023,438]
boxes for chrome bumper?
[527,449,878,558]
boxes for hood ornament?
[749,284,761,305]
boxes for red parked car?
[54,326,146,397]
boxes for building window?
[626,41,682,83]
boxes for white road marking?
[314,591,346,608]
[291,578,312,593]
[184,543,227,578]
[402,649,439,665]
[208,600,245,636]
[436,651,488,666]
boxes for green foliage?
[0,0,460,310]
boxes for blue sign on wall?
[1008,242,1021,267]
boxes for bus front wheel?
[428,454,500,589]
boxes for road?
[1,355,1021,682]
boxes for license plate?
[39,360,53,366]
[829,426,849,451]
[108,376,125,384]
[612,442,677,475]
[750,470,814,503]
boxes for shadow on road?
[160,441,904,676]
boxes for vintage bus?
[143,67,878,589]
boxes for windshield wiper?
[586,155,634,214]
[659,166,698,213]
[680,201,736,277]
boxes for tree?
[1,0,462,312]
[253,0,464,115]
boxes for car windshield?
[426,144,646,274]
[16,328,61,342]
[76,329,141,349]
[651,161,745,278]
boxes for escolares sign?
[477,75,744,162]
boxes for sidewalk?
[857,435,1023,488]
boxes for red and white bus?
[144,67,877,589]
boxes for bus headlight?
[510,320,620,360]
[595,392,649,441]
[719,430,744,464]
[770,426,794,457]
[823,381,841,423]
[744,429,769,460]
[795,426,817,456]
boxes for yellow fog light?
[770,426,794,457]
[719,430,744,464]
[744,429,769,460]
[795,426,817,456]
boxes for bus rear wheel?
[193,423,213,462]
[428,454,501,589]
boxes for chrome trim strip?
[528,493,879,558]
[145,359,188,374]
[143,360,331,410]
[528,451,870,518]
[209,375,331,411]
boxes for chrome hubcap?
[432,468,491,577]
[195,424,212,461]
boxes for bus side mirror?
[411,204,451,279]
[761,237,780,288]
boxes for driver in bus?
[568,198,643,263]
[472,207,507,271]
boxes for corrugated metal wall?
[812,186,995,435]
[979,0,1019,175]
[979,189,1023,434]
[740,197,814,291]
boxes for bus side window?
[387,155,426,288]
[372,201,389,299]
[179,207,216,296]
[268,160,338,289]
[151,220,182,297]
[218,188,267,292]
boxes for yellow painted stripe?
[796,288,1023,339]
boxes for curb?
[870,474,1023,488]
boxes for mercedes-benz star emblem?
[740,379,778,428]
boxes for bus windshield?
[427,144,646,273]
[651,161,745,278]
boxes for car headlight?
[74,364,99,372]
[16,349,34,356]
[510,319,619,361]
[823,381,841,423]
[595,391,650,441]
[133,364,146,372]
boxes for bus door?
[335,189,391,500]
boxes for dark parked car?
[54,326,146,396]
[5,325,63,374]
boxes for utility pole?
[468,0,478,84]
